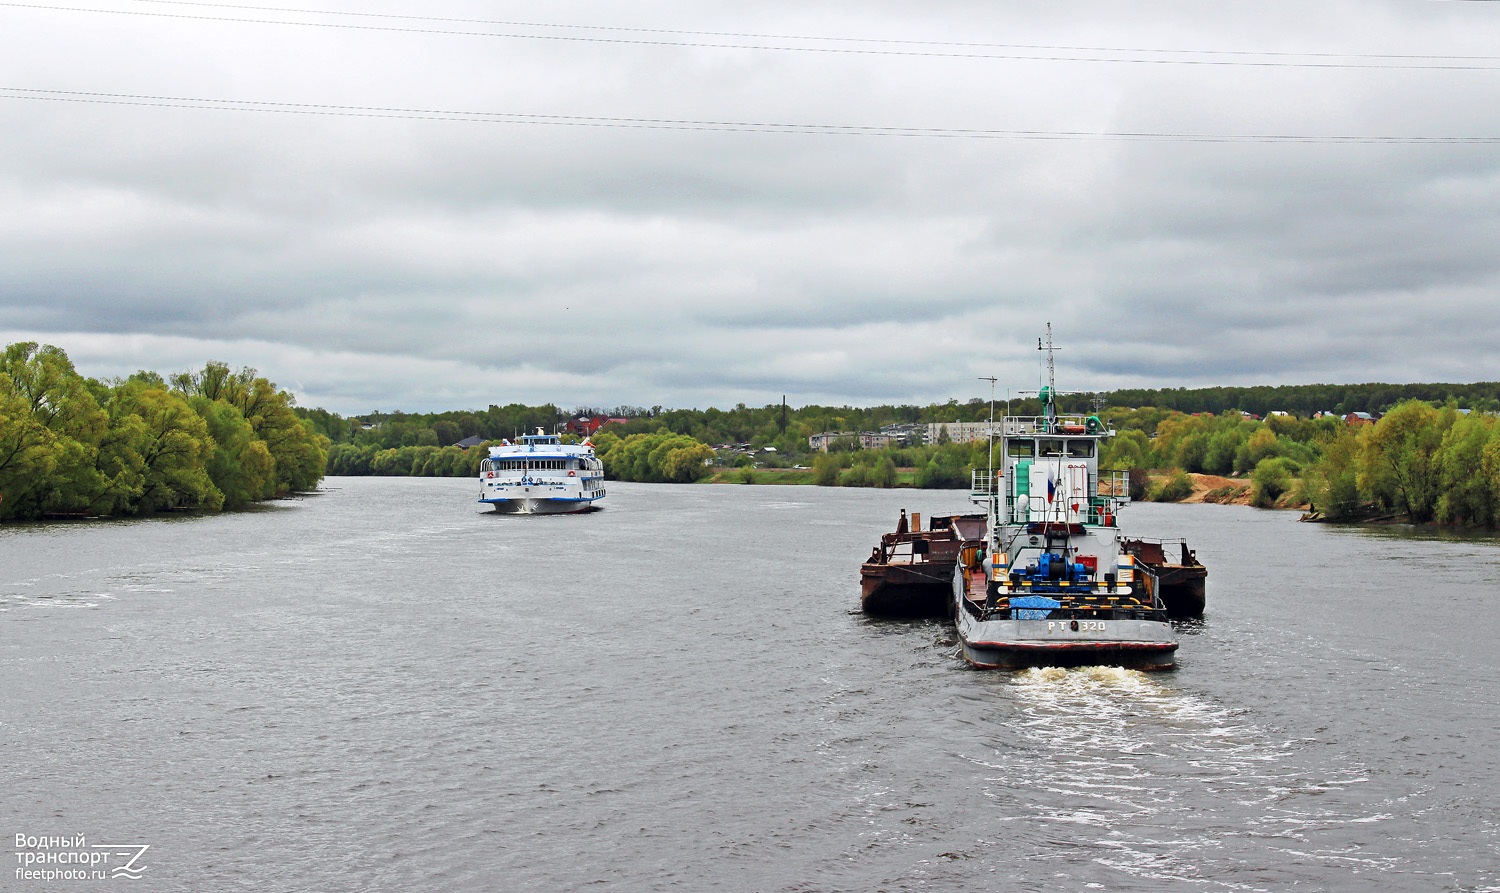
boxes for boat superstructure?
[953,326,1178,669]
[478,429,606,514]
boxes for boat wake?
[957,668,1403,888]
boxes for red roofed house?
[565,414,628,436]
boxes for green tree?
[1359,401,1450,522]
[190,396,273,509]
[1306,427,1363,519]
[812,452,843,486]
[0,343,108,518]
[1250,457,1300,507]
[592,431,716,483]
[173,362,326,496]
[433,420,462,446]
[1101,428,1150,470]
[102,380,217,513]
[1149,470,1194,502]
[1435,413,1500,527]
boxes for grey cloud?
[3,0,1500,412]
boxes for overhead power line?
[4,87,1497,144]
[4,0,1500,70]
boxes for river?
[3,478,1498,892]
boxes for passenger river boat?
[951,327,1179,669]
[478,430,606,514]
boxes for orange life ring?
[486,471,494,478]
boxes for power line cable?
[4,87,1497,143]
[4,1,1500,69]
[115,0,1500,62]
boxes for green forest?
[6,341,1500,528]
[0,343,327,521]
[300,381,1500,529]
[1099,404,1500,526]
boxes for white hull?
[482,495,602,515]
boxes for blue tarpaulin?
[1011,595,1062,620]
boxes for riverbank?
[705,467,925,486]
[1146,471,1312,510]
[706,468,1312,511]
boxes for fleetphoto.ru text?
[14,835,150,883]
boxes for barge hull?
[1122,538,1208,618]
[860,562,955,618]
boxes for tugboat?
[951,326,1179,669]
[860,510,986,618]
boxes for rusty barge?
[1121,538,1207,619]
[860,511,985,618]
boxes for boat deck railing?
[1122,537,1201,568]
[971,469,1132,525]
[960,579,1165,622]
[998,415,1111,436]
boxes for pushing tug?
[951,326,1179,669]
[478,429,606,514]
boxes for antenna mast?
[1037,321,1060,422]
[979,375,997,516]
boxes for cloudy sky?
[3,0,1498,414]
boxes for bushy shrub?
[1149,470,1194,502]
[1250,457,1300,507]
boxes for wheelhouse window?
[1006,439,1034,457]
[1067,440,1095,458]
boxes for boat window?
[1038,439,1065,457]
[1067,440,1095,458]
[1006,439,1034,457]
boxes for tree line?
[304,390,1500,527]
[0,343,328,521]
[1306,403,1500,527]
[1103,382,1500,418]
[324,430,720,484]
[12,339,1497,526]
[295,379,1500,468]
[1094,402,1500,527]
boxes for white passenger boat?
[952,326,1178,669]
[478,429,606,514]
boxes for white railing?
[972,468,1133,525]
[999,415,1107,435]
